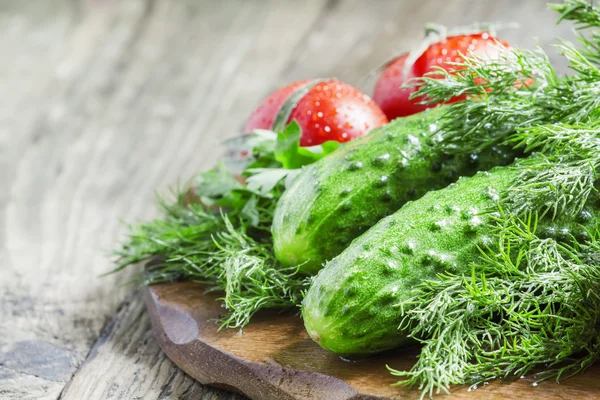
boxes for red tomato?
[243,80,311,133]
[373,32,511,120]
[244,79,388,146]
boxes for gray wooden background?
[0,1,576,399]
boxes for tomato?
[373,32,511,120]
[243,80,311,134]
[244,79,388,146]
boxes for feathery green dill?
[390,124,600,397]
[413,0,600,155]
[113,122,336,328]
[391,209,600,398]
[506,123,600,219]
[390,1,600,397]
[552,0,600,30]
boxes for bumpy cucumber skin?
[272,107,514,274]
[302,166,600,356]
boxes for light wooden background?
[0,1,576,399]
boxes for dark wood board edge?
[143,285,389,400]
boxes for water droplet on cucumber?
[348,161,363,170]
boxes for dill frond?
[391,210,600,399]
[115,194,310,329]
[393,3,600,394]
[413,0,600,155]
[112,122,335,329]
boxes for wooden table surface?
[0,1,577,399]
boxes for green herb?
[391,209,600,398]
[113,122,336,328]
[389,124,600,399]
[389,2,600,396]
[507,123,600,219]
[552,0,600,30]
[412,0,600,155]
[274,121,339,169]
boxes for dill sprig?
[413,0,600,155]
[551,0,600,31]
[115,192,311,329]
[390,124,600,398]
[426,0,600,221]
[553,0,600,66]
[392,210,600,399]
[113,122,333,329]
[506,124,600,218]
[392,3,600,396]
[215,227,310,328]
[414,46,600,153]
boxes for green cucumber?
[272,107,515,274]
[302,165,600,356]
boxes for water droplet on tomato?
[324,125,331,132]
[482,32,489,40]
[317,111,323,118]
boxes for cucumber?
[272,107,515,274]
[302,165,600,356]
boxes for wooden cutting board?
[144,282,600,400]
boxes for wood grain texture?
[146,282,600,400]
[0,0,580,399]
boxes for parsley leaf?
[274,121,340,169]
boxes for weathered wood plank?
[2,0,327,398]
[59,290,243,400]
[1,1,90,398]
[0,0,581,399]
